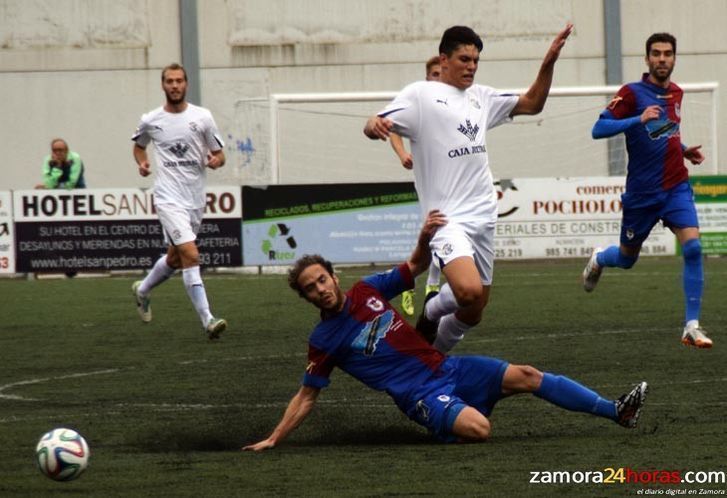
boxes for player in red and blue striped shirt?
[243,211,647,451]
[582,32,711,349]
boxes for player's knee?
[682,238,702,261]
[618,252,638,269]
[461,417,491,441]
[470,419,491,441]
[453,285,485,309]
[519,365,544,391]
[452,407,491,441]
[166,252,182,269]
[504,364,543,393]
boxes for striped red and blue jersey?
[303,263,445,412]
[601,73,688,193]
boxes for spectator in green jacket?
[36,138,86,189]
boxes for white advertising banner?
[0,191,15,273]
[12,187,242,272]
[495,177,677,259]
[12,187,241,222]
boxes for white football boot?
[132,280,152,323]
[681,321,713,349]
[582,247,603,293]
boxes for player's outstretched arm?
[390,133,413,169]
[407,210,447,277]
[511,23,573,116]
[242,385,320,452]
[591,104,660,139]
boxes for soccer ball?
[35,428,90,481]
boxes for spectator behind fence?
[36,138,86,189]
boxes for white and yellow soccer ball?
[35,428,90,481]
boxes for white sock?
[433,314,471,353]
[182,266,213,326]
[426,263,441,287]
[139,255,175,296]
[425,283,458,321]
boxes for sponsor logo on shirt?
[352,309,394,356]
[607,96,623,110]
[457,119,480,142]
[645,119,679,140]
[169,142,190,158]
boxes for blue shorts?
[407,356,508,443]
[620,181,699,246]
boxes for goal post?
[231,83,719,186]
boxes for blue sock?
[682,238,703,323]
[535,373,617,420]
[597,245,637,269]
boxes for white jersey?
[132,103,224,209]
[380,81,518,223]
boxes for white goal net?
[229,84,719,186]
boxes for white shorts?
[156,204,204,246]
[430,221,495,285]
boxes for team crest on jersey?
[469,96,481,109]
[189,121,199,132]
[168,142,190,158]
[366,296,384,312]
[675,103,681,118]
[457,119,480,142]
[351,310,394,356]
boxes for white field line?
[0,368,122,401]
[1,353,725,424]
[465,327,667,345]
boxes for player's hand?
[545,23,574,63]
[684,145,705,165]
[206,152,225,169]
[640,105,661,123]
[400,153,413,170]
[364,116,393,141]
[137,160,151,177]
[420,209,448,240]
[242,439,275,452]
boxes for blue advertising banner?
[242,183,420,265]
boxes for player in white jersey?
[130,63,228,339]
[393,56,444,317]
[365,24,573,352]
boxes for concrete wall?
[2,0,725,190]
